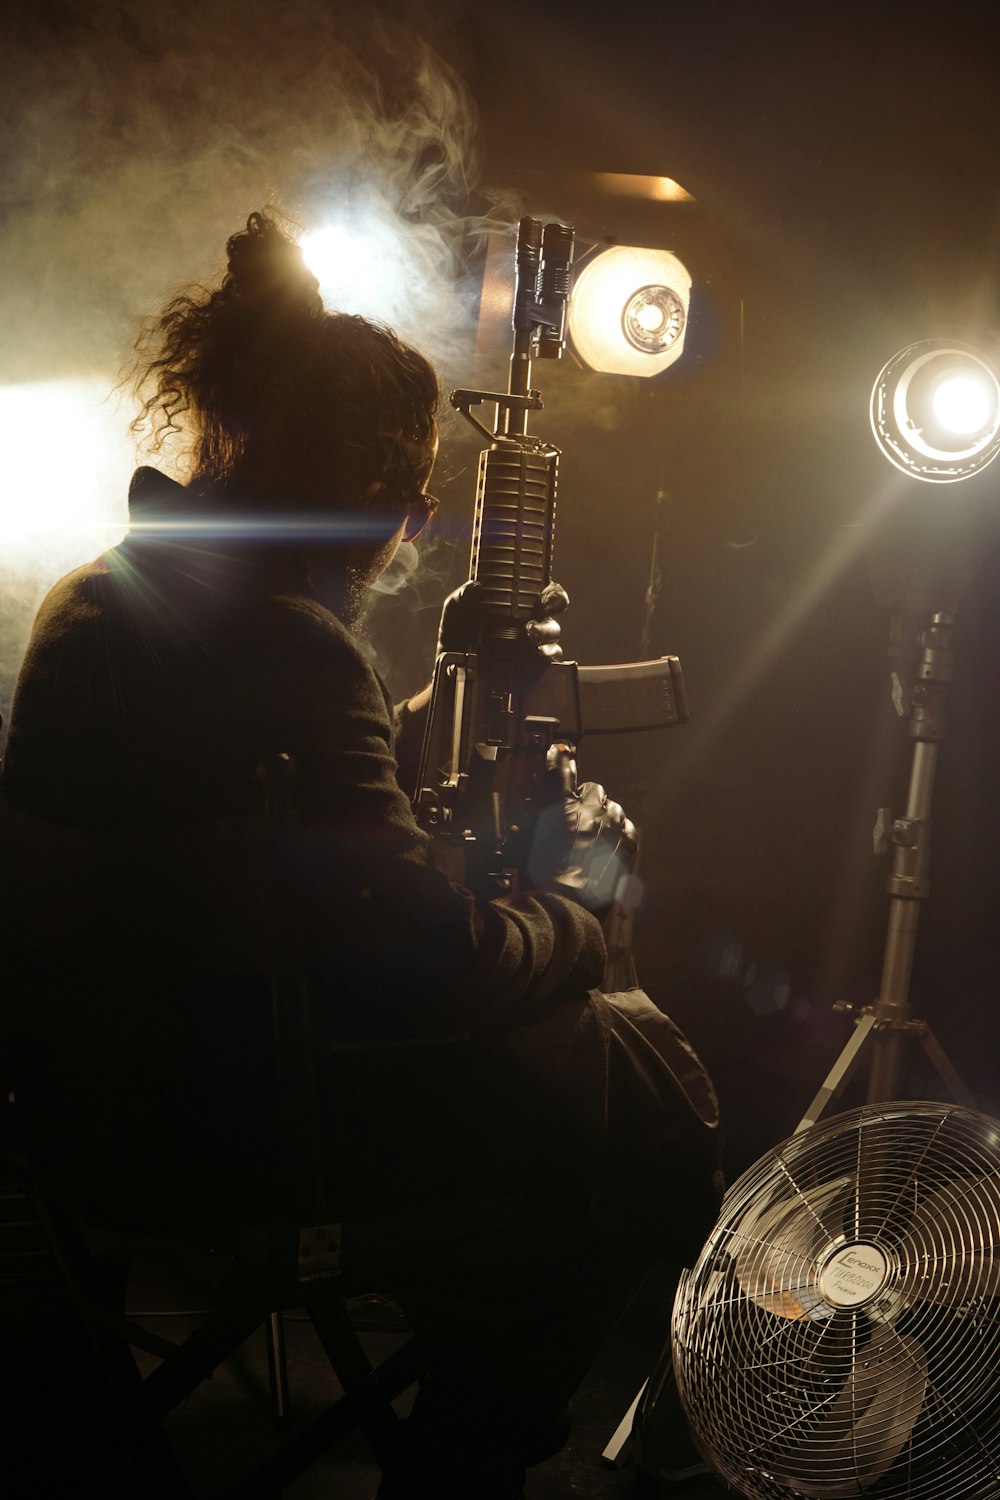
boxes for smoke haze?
[1,0,486,383]
[0,0,497,727]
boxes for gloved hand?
[436,578,569,657]
[552,779,639,914]
[527,772,639,917]
[435,579,481,654]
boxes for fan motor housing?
[817,1241,891,1309]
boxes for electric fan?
[672,1101,1000,1498]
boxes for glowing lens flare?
[932,374,993,436]
[567,246,692,377]
[300,224,386,310]
[870,339,1000,484]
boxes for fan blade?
[897,1174,1000,1306]
[730,1174,853,1320]
[766,1326,928,1496]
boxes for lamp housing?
[567,245,692,378]
[870,339,1000,484]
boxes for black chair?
[1,1076,440,1496]
[0,761,545,1496]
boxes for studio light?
[870,338,1000,484]
[567,245,692,378]
[300,223,386,313]
[0,379,129,574]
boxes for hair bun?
[223,211,322,319]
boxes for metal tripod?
[797,610,974,1133]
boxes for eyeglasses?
[403,491,439,542]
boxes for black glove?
[527,774,638,916]
[436,578,568,658]
[436,579,482,654]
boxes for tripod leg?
[919,1026,975,1107]
[266,1310,290,1426]
[601,1379,647,1468]
[796,1014,878,1133]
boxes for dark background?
[4,0,1000,1177]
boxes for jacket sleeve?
[248,595,607,1040]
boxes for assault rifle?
[414,216,688,908]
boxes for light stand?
[797,609,973,1131]
[601,482,668,997]
[628,334,1000,1486]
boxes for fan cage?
[672,1101,1000,1500]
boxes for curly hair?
[130,211,440,513]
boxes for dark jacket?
[3,468,605,1038]
[1,469,609,1214]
